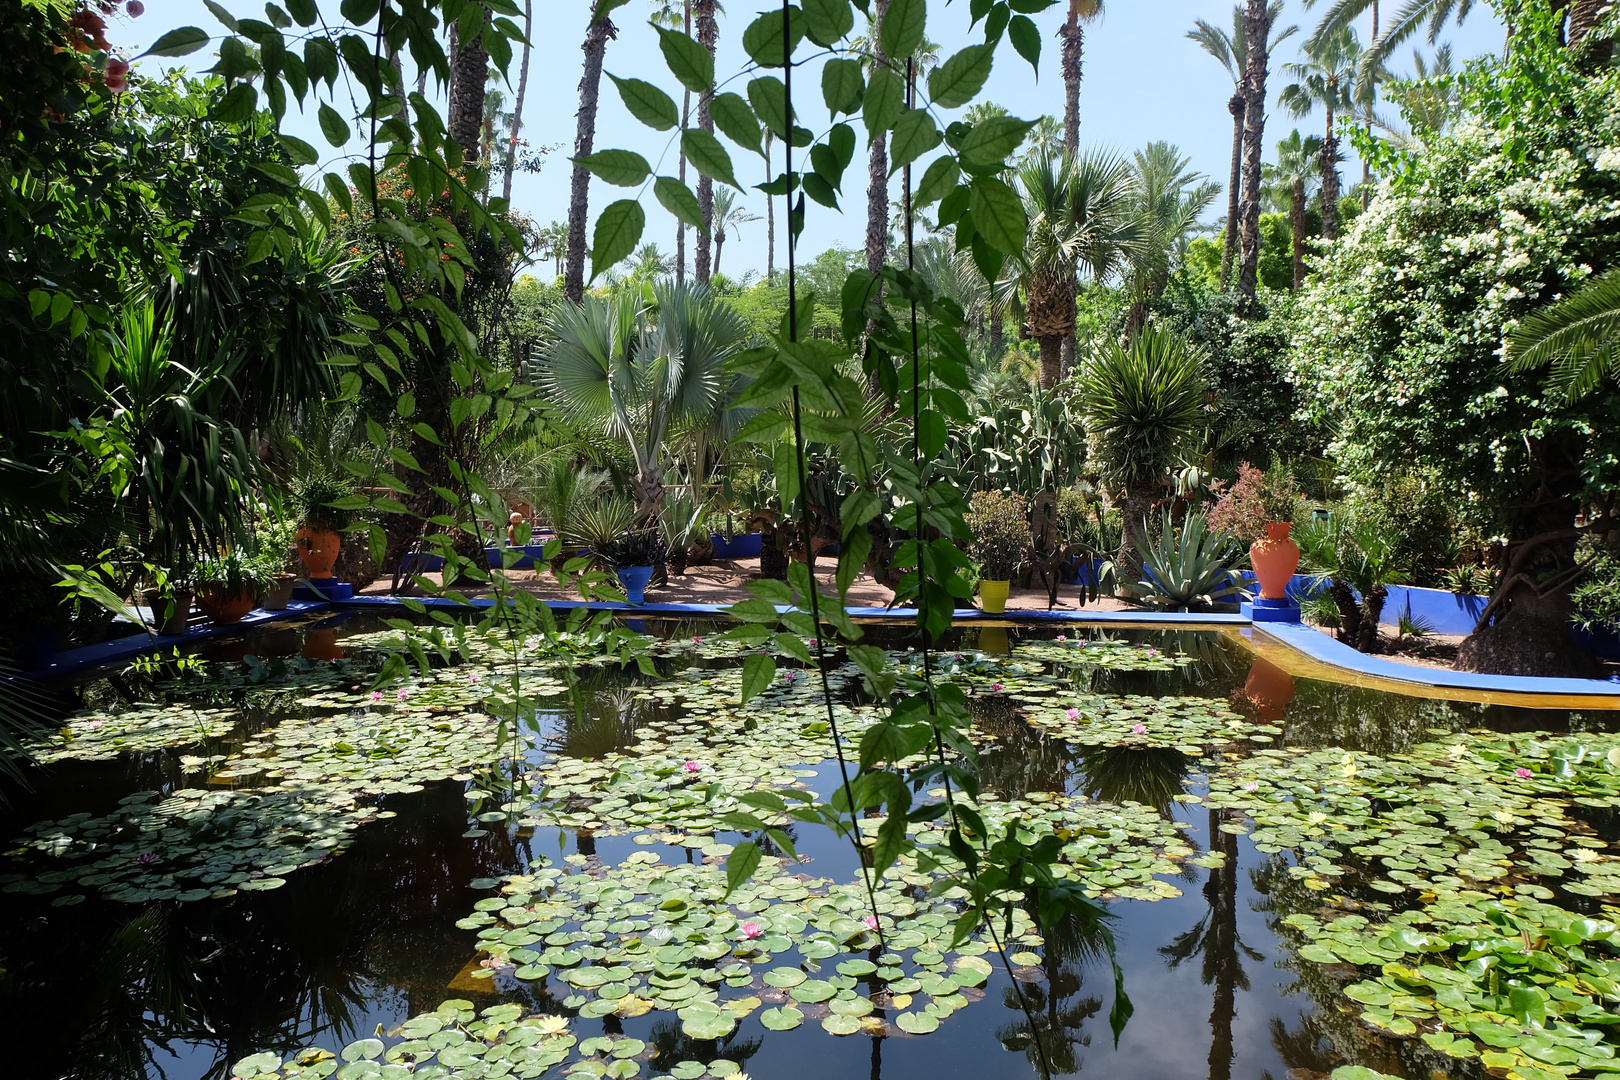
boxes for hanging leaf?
[1008,14,1040,70]
[821,58,864,117]
[590,200,645,280]
[575,149,652,186]
[742,7,805,68]
[655,176,707,233]
[213,83,259,124]
[608,74,678,131]
[928,44,993,108]
[739,654,777,706]
[654,25,714,94]
[914,155,959,207]
[143,26,211,57]
[880,0,926,63]
[710,93,763,156]
[774,441,801,508]
[957,115,1036,166]
[863,67,904,136]
[317,103,351,146]
[748,77,791,140]
[682,129,741,189]
[803,0,854,45]
[888,110,941,175]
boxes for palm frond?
[1504,269,1620,401]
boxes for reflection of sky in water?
[1,618,1613,1079]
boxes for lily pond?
[5,616,1620,1080]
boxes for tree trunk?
[500,0,533,204]
[1457,520,1600,677]
[1115,485,1153,589]
[1221,95,1244,291]
[1356,584,1387,653]
[1320,103,1339,241]
[1060,5,1082,156]
[1037,334,1062,391]
[714,225,725,278]
[1289,178,1306,289]
[676,3,692,285]
[448,12,489,160]
[865,0,892,281]
[1327,579,1363,646]
[765,133,775,284]
[989,305,1003,357]
[564,5,617,304]
[1236,0,1270,303]
[693,0,718,286]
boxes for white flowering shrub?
[1292,5,1620,536]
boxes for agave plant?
[658,494,709,575]
[1129,510,1247,611]
[560,497,635,556]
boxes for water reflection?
[996,908,1109,1075]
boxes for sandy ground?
[361,556,1136,613]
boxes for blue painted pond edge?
[17,593,1620,701]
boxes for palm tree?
[1504,267,1620,402]
[1058,0,1105,155]
[625,242,674,284]
[1371,43,1455,148]
[1303,0,1475,75]
[693,0,719,285]
[1003,151,1141,389]
[1075,326,1208,581]
[1236,0,1276,303]
[650,0,693,283]
[1187,3,1296,291]
[1123,142,1219,338]
[564,0,619,304]
[852,8,938,278]
[763,129,775,283]
[710,188,760,279]
[1265,129,1322,289]
[535,283,749,525]
[501,0,534,204]
[1279,26,1367,241]
[1020,114,1063,163]
[447,11,489,159]
[539,221,569,281]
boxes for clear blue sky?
[135,0,1505,281]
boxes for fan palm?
[1503,268,1620,402]
[535,282,748,527]
[1075,327,1208,581]
[1123,143,1219,338]
[1280,27,1370,241]
[1265,130,1323,288]
[1186,3,1297,290]
[1003,150,1142,389]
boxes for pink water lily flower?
[1515,767,1533,779]
[1065,708,1079,720]
[1056,634,1066,642]
[683,761,701,773]
[740,921,764,939]
[136,853,157,866]
[87,720,103,730]
[1131,724,1146,735]
[693,636,703,644]
[863,915,879,931]
[396,689,409,701]
[1243,782,1259,792]
[370,692,383,703]
[990,682,1004,692]
[468,672,480,683]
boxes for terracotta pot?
[1243,656,1296,722]
[1248,522,1300,600]
[301,627,345,660]
[979,579,1011,615]
[144,588,194,635]
[196,584,257,625]
[261,573,298,611]
[295,526,342,578]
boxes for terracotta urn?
[301,627,345,660]
[196,584,256,625]
[1243,656,1296,722]
[1248,522,1300,600]
[295,526,341,578]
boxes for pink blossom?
[104,57,129,92]
[693,636,702,643]
[863,915,879,931]
[1243,782,1258,792]
[87,720,103,730]
[1056,634,1066,642]
[1131,724,1146,735]
[1065,708,1079,720]
[396,689,409,701]
[990,682,1003,692]
[468,672,480,683]
[1515,768,1532,779]
[809,639,818,647]
[740,921,764,939]
[683,761,701,773]
[370,692,383,702]
[136,853,157,866]
[782,670,796,681]
[282,674,293,682]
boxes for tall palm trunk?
[865,0,892,281]
[676,2,691,284]
[1221,94,1244,291]
[1320,99,1339,240]
[1058,7,1084,377]
[500,0,533,203]
[714,224,726,278]
[1236,0,1270,303]
[1362,0,1378,211]
[1289,178,1306,288]
[693,0,718,285]
[1116,485,1153,588]
[764,131,776,284]
[1038,334,1063,389]
[448,14,489,160]
[564,4,617,304]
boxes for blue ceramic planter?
[618,564,655,606]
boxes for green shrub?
[965,491,1030,580]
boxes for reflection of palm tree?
[995,908,1111,1074]
[1073,745,1189,817]
[1159,809,1264,1080]
[646,1017,761,1074]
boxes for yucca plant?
[560,497,635,559]
[1129,510,1247,610]
[659,494,709,575]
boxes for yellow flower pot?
[979,579,1010,615]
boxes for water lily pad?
[759,1006,804,1031]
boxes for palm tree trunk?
[1290,178,1306,289]
[1221,94,1244,291]
[714,227,725,278]
[765,131,775,284]
[989,304,1003,357]
[500,0,533,204]
[676,3,691,285]
[1060,4,1082,156]
[1320,103,1339,241]
[448,12,489,160]
[564,5,617,304]
[1037,334,1062,391]
[693,0,718,286]
[1116,485,1153,589]
[1236,0,1270,303]
[865,0,892,282]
